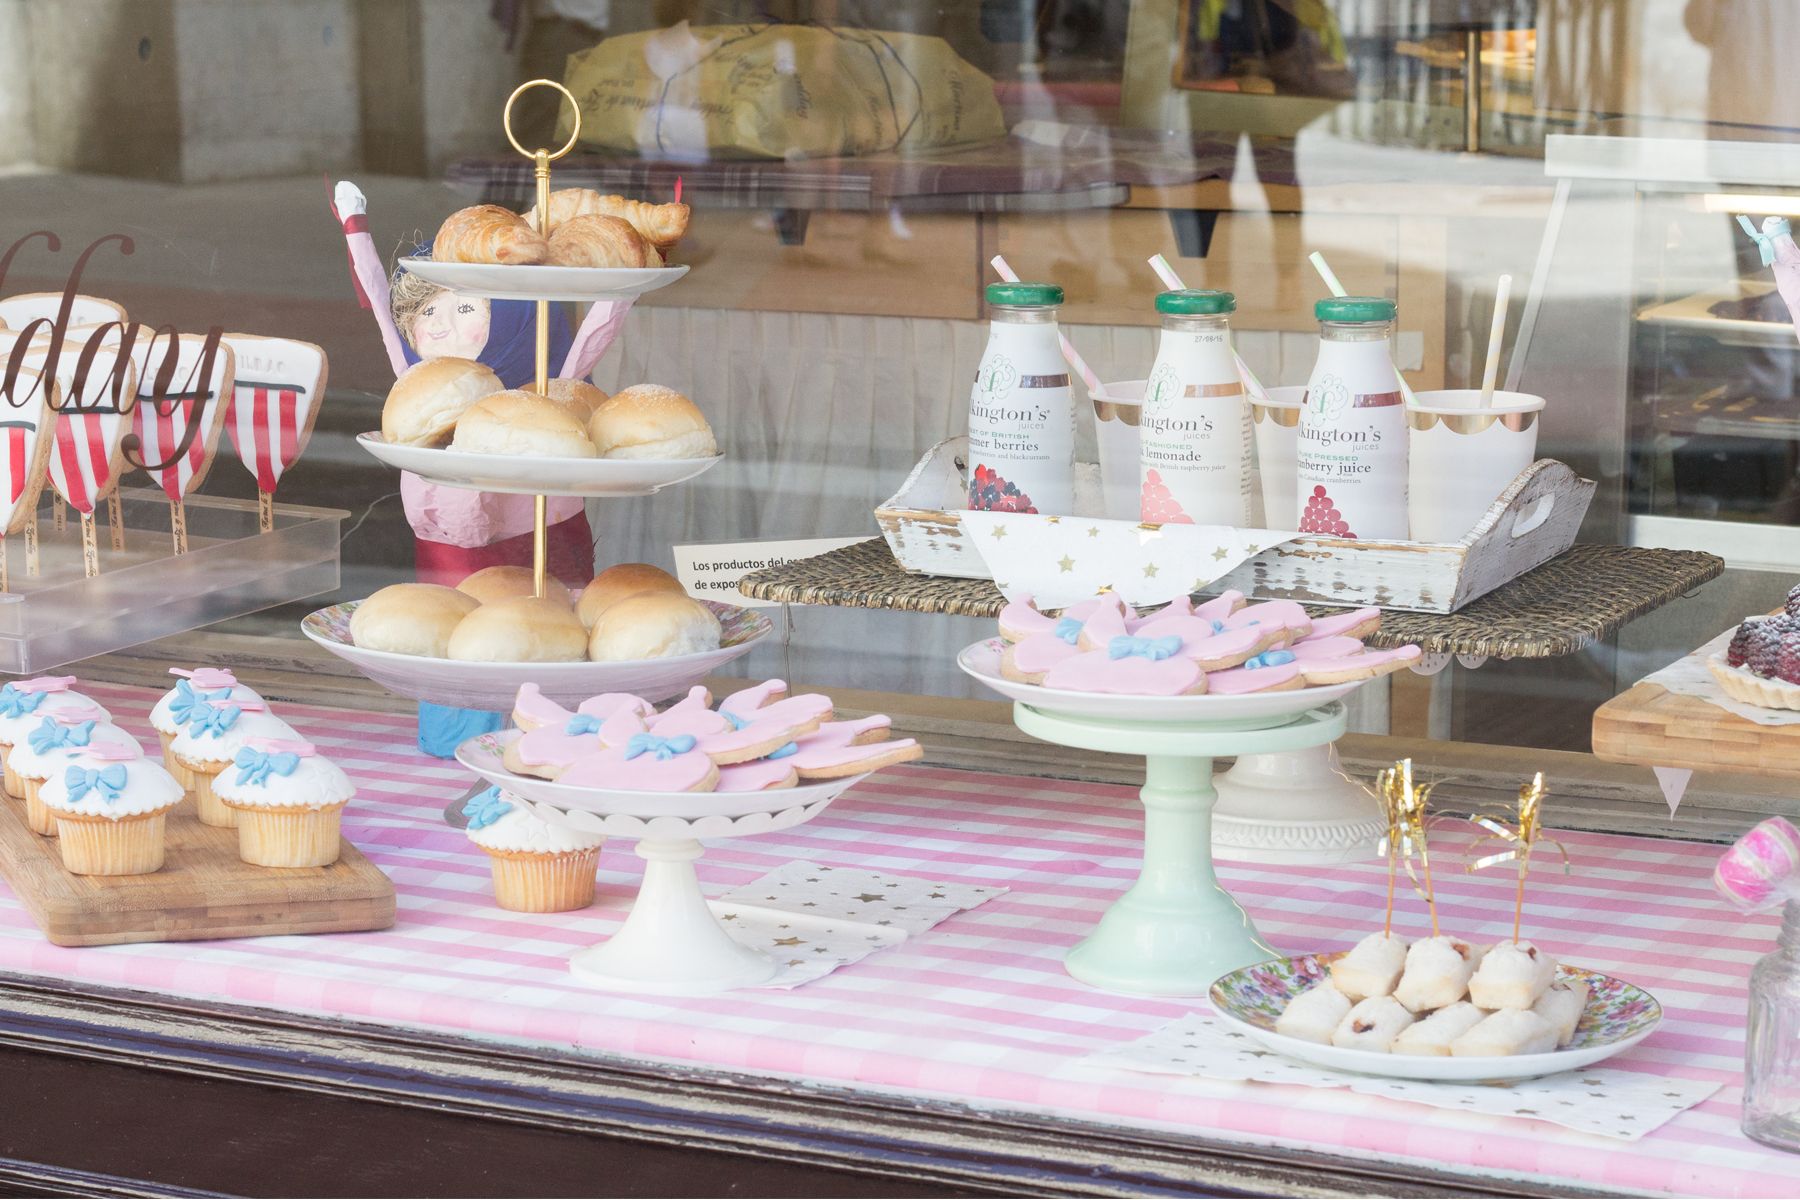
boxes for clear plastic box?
[0,488,345,673]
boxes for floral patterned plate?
[301,598,771,712]
[1209,953,1662,1082]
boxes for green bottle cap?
[1315,296,1397,322]
[1155,289,1236,315]
[986,282,1064,307]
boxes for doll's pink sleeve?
[401,473,582,548]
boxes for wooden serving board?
[1593,680,1800,779]
[0,793,395,947]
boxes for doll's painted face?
[411,290,490,360]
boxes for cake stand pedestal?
[1011,700,1347,996]
[1211,744,1385,865]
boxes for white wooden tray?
[876,437,1595,615]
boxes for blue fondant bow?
[187,702,242,738]
[1107,634,1182,662]
[768,741,799,759]
[624,733,698,761]
[169,680,230,726]
[233,746,301,786]
[1244,650,1297,670]
[64,763,126,803]
[462,785,513,830]
[721,710,750,731]
[0,685,44,720]
[1053,617,1082,645]
[28,718,93,754]
[563,714,603,736]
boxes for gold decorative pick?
[1374,758,1439,936]
[1469,771,1570,943]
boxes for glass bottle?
[1745,898,1800,1152]
[966,282,1073,516]
[1295,296,1408,540]
[1138,289,1250,526]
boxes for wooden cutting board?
[1592,680,1800,779]
[0,792,395,946]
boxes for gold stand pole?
[502,79,581,601]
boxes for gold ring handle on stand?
[501,79,582,601]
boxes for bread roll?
[588,592,721,661]
[449,390,596,458]
[456,565,572,608]
[434,205,549,265]
[524,189,690,251]
[547,215,651,269]
[576,562,685,629]
[541,377,609,423]
[587,385,716,460]
[446,597,588,663]
[350,584,479,657]
[382,357,505,447]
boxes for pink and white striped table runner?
[0,683,1787,1197]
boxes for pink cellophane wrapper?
[1714,816,1800,912]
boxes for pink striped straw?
[1146,254,1269,403]
[987,255,1103,397]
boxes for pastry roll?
[1330,931,1408,1001]
[1391,1001,1487,1056]
[524,188,690,250]
[1331,995,1415,1052]
[547,215,653,269]
[1467,939,1557,1010]
[1275,982,1352,1045]
[433,205,549,265]
[1531,979,1590,1047]
[1450,1008,1558,1057]
[1393,935,1482,1012]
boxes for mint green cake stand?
[1011,700,1348,997]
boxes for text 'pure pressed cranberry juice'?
[1138,289,1250,525]
[967,282,1074,515]
[1296,296,1408,539]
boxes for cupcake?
[213,737,353,868]
[40,744,182,875]
[148,667,262,789]
[462,786,602,912]
[169,701,299,829]
[0,677,110,798]
[9,707,141,836]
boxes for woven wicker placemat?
[738,538,1723,659]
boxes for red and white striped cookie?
[131,334,237,502]
[219,335,327,494]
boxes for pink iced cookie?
[1297,643,1422,685]
[558,732,719,792]
[783,716,922,779]
[511,682,650,733]
[505,723,605,778]
[651,704,821,765]
[716,681,833,730]
[657,686,715,723]
[1716,817,1800,912]
[715,757,800,791]
[1042,642,1206,696]
[997,595,1058,643]
[1302,606,1381,642]
[1194,590,1247,622]
[1205,659,1304,694]
[1129,609,1266,668]
[1000,618,1084,682]
[1222,600,1313,642]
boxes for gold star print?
[1211,546,1229,561]
[1057,555,1075,573]
[1136,524,1165,546]
[772,936,805,946]
[990,525,1008,540]
[1142,563,1159,579]
[853,893,886,903]
[1045,515,1061,524]
[1190,578,1206,594]
[1087,526,1101,538]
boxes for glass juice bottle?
[1745,899,1800,1152]
[1295,296,1408,540]
[1138,288,1249,525]
[967,282,1073,515]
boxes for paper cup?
[1091,380,1143,521]
[1251,385,1305,529]
[1407,389,1546,543]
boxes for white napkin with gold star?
[959,511,1298,609]
[1082,1013,1718,1141]
[709,862,1005,988]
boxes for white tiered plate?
[1210,954,1663,1082]
[957,638,1360,722]
[356,434,722,497]
[302,599,771,710]
[398,258,688,301]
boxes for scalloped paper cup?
[483,846,601,913]
[1090,380,1144,521]
[229,803,346,868]
[176,755,236,828]
[54,810,170,875]
[1406,390,1545,543]
[1250,384,1305,528]
[24,787,57,837]
[1709,656,1800,710]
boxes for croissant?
[523,188,690,251]
[433,205,549,265]
[547,215,652,269]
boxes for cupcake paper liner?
[484,846,600,913]
[23,786,57,837]
[230,803,345,869]
[177,756,236,828]
[55,811,169,876]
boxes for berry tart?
[1709,592,1800,710]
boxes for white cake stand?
[458,731,866,994]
